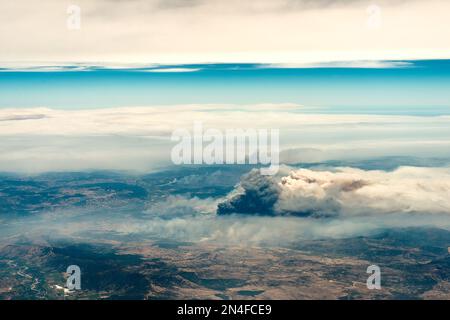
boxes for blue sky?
[1,60,450,115]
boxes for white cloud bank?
[1,105,450,173]
[276,166,450,216]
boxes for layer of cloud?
[1,105,450,173]
[7,198,450,246]
[259,61,414,69]
[3,105,450,137]
[111,213,450,245]
[1,0,450,64]
[0,61,413,72]
[3,165,450,246]
[218,166,450,217]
